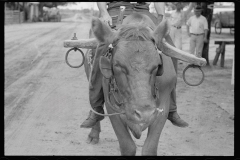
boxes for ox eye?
[114,64,128,74]
[121,68,128,74]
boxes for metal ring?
[183,64,205,86]
[65,48,85,68]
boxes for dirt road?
[4,13,234,156]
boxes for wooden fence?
[5,10,24,25]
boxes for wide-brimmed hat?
[194,5,202,11]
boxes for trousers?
[89,3,177,112]
[169,26,182,50]
[189,34,204,57]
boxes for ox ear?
[99,56,113,79]
[152,19,170,44]
[156,53,164,76]
[91,17,116,44]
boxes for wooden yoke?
[64,38,98,49]
[63,37,207,66]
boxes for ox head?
[87,16,206,139]
[91,17,170,138]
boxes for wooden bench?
[213,39,234,67]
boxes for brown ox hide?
[86,13,177,155]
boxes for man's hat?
[194,5,202,11]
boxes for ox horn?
[159,38,207,66]
[64,38,98,49]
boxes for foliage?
[40,2,76,8]
[165,2,190,10]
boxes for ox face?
[110,39,163,138]
[111,40,161,124]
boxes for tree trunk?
[38,3,44,17]
[199,2,214,66]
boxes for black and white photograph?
[4,2,234,156]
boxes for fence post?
[220,42,226,67]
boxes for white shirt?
[186,15,208,34]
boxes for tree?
[5,2,22,10]
[38,2,76,17]
[198,2,214,66]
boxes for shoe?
[168,111,189,128]
[80,108,104,128]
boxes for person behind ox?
[169,2,195,50]
[80,2,189,129]
[168,2,195,69]
[186,5,208,58]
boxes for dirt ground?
[4,13,234,156]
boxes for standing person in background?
[169,2,195,65]
[186,5,208,58]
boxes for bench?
[212,39,234,67]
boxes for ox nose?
[133,107,157,123]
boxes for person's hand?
[100,12,112,26]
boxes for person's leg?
[168,86,189,127]
[196,35,204,57]
[175,29,182,50]
[80,43,109,128]
[81,4,134,128]
[164,34,189,128]
[175,28,184,65]
[189,34,196,55]
[169,26,176,46]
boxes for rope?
[90,108,125,116]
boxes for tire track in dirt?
[4,21,83,127]
[4,22,69,65]
[5,21,82,89]
[4,22,70,54]
[5,20,91,153]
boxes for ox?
[75,13,206,155]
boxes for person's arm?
[97,2,112,25]
[184,2,195,16]
[154,2,165,24]
[186,17,191,37]
[182,2,195,24]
